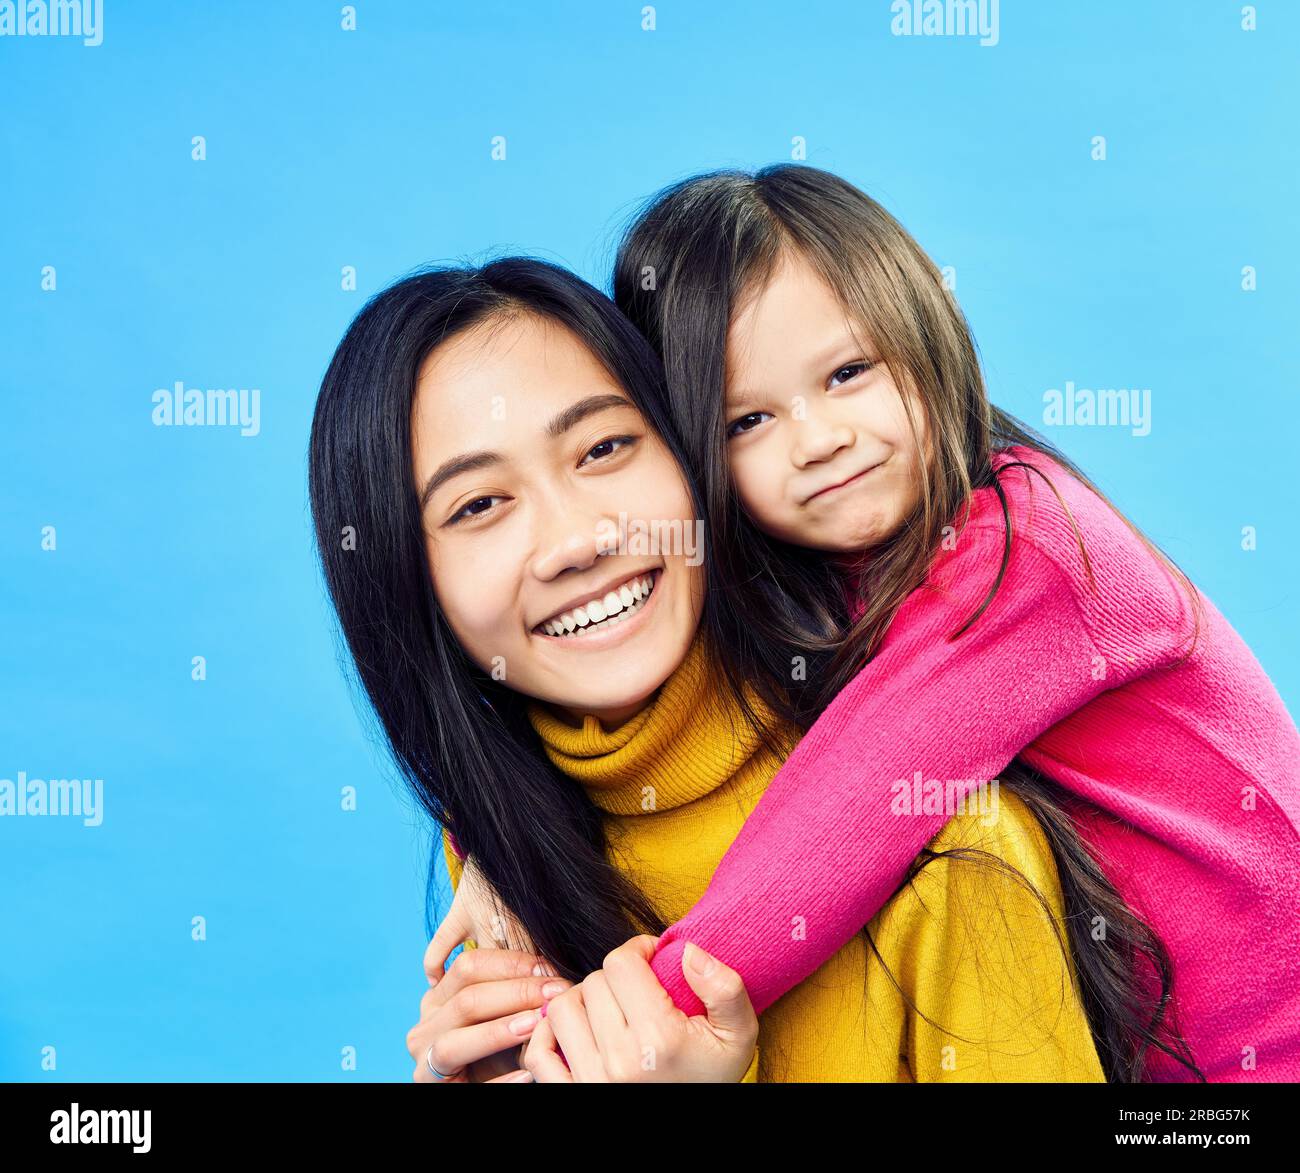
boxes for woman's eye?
[448,495,505,524]
[578,435,637,466]
[828,360,872,388]
[726,411,772,438]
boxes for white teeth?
[537,572,658,639]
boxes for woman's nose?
[527,505,609,582]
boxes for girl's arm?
[649,507,1186,1018]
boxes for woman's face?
[412,312,704,728]
[722,249,930,554]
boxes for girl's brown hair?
[613,163,1203,1081]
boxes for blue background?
[1,1,1295,1080]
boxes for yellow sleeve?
[441,825,464,892]
[873,791,1106,1082]
[738,1047,761,1083]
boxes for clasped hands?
[405,856,758,1082]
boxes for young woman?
[309,257,1124,1081]
[539,163,1300,1083]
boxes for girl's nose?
[791,418,856,468]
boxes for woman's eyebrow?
[419,394,636,509]
[545,393,635,438]
[420,451,501,510]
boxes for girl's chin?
[800,514,893,555]
[797,533,879,557]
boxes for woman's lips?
[532,568,664,651]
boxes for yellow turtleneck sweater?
[443,637,1105,1082]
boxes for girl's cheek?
[748,494,790,543]
[728,451,770,517]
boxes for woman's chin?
[537,670,665,727]
[526,637,691,730]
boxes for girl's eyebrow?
[419,394,637,509]
[727,331,864,406]
[803,330,863,375]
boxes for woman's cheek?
[428,539,520,665]
[626,443,694,520]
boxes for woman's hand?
[523,936,758,1082]
[407,946,573,1083]
[433,853,537,955]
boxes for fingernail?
[685,942,716,976]
[509,1010,539,1035]
[531,964,544,976]
[507,1070,533,1082]
[541,980,567,998]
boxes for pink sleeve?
[649,521,1126,1017]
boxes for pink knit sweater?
[650,445,1300,1081]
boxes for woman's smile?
[531,566,664,651]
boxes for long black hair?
[308,257,704,982]
[611,164,1202,1082]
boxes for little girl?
[606,164,1300,1082]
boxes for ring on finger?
[426,1044,462,1081]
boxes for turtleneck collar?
[525,635,791,816]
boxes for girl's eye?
[828,360,873,389]
[726,411,773,438]
[579,435,637,466]
[448,495,506,525]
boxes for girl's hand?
[523,936,758,1082]
[406,946,573,1083]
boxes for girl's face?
[723,250,930,554]
[412,312,704,729]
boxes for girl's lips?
[531,568,664,652]
[805,460,883,504]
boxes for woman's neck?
[526,636,791,817]
[551,694,656,733]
